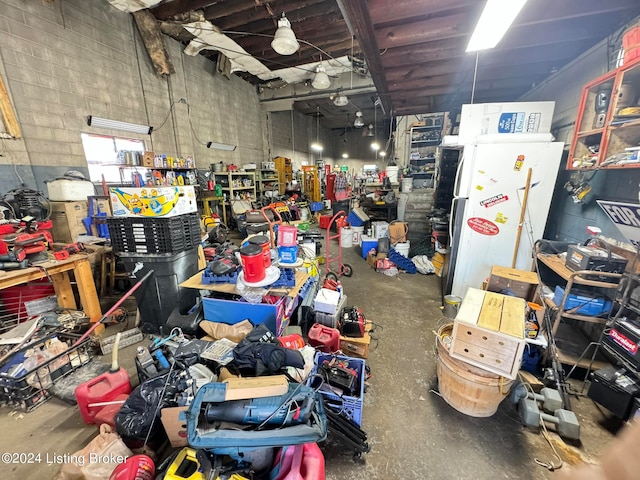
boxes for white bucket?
[352,226,364,245]
[400,177,413,193]
[340,227,353,248]
[395,241,410,257]
[385,166,399,183]
[301,241,316,259]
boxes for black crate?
[107,214,202,254]
[0,332,94,411]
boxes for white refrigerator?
[448,140,564,298]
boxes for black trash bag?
[232,341,304,376]
[115,368,184,440]
[174,339,213,366]
[244,323,278,344]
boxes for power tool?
[203,384,315,428]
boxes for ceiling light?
[371,142,380,151]
[271,14,299,55]
[333,93,349,107]
[354,111,364,128]
[311,143,323,152]
[87,116,152,135]
[379,151,386,157]
[311,64,331,90]
[342,153,349,159]
[366,124,374,137]
[207,141,237,151]
[466,0,527,52]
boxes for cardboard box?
[388,221,408,244]
[366,251,377,268]
[223,375,289,400]
[314,288,342,314]
[486,266,539,301]
[161,406,189,447]
[109,186,197,218]
[372,221,389,240]
[340,323,372,359]
[450,288,526,379]
[458,101,555,143]
[431,252,446,277]
[142,151,155,167]
[50,201,88,243]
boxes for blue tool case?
[184,382,327,449]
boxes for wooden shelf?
[536,253,622,288]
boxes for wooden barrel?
[436,324,513,417]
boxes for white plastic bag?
[412,255,435,275]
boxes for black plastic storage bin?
[118,248,200,334]
[107,214,201,254]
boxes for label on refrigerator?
[480,194,509,208]
[497,112,541,133]
[467,217,499,236]
[494,213,508,224]
[513,155,525,171]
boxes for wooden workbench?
[0,254,102,323]
[180,269,310,298]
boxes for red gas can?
[75,368,132,424]
[109,454,155,480]
[272,443,325,480]
[279,334,305,350]
[307,324,340,353]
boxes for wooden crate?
[486,265,539,301]
[450,288,525,379]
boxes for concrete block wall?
[0,0,266,193]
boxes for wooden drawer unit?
[450,288,525,379]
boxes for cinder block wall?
[0,0,267,193]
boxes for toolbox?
[602,317,640,370]
[588,366,640,419]
[565,244,628,276]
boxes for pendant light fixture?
[311,64,331,90]
[87,116,152,135]
[353,111,364,128]
[333,89,348,107]
[271,13,300,55]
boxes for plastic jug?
[307,324,340,353]
[75,333,132,424]
[109,454,155,480]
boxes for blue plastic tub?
[552,285,612,316]
[306,352,366,426]
[279,245,298,263]
[347,211,365,227]
[202,295,286,334]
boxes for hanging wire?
[470,51,479,104]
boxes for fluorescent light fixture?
[354,111,364,128]
[342,153,349,159]
[87,116,152,135]
[271,14,299,55]
[311,64,331,90]
[466,0,527,52]
[311,143,323,152]
[207,141,237,151]
[371,142,380,151]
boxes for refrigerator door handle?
[449,197,460,245]
[453,148,467,199]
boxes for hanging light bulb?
[379,151,386,157]
[366,124,374,137]
[371,142,380,151]
[311,64,331,90]
[353,111,364,128]
[342,153,349,159]
[310,106,323,152]
[333,90,349,107]
[271,14,299,55]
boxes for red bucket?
[249,235,271,268]
[240,244,266,283]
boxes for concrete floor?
[0,238,621,479]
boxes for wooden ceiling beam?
[375,13,472,50]
[368,0,479,26]
[151,0,220,20]
[339,0,390,113]
[515,0,640,27]
[213,0,328,31]
[132,9,175,75]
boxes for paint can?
[240,244,266,282]
[443,295,462,319]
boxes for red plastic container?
[319,215,331,229]
[623,23,640,64]
[110,454,155,480]
[249,235,271,268]
[272,443,325,480]
[240,244,266,283]
[308,324,340,353]
[277,225,297,247]
[75,368,132,424]
[279,334,305,350]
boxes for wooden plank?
[50,271,77,310]
[180,269,310,298]
[500,296,525,339]
[132,10,175,76]
[455,287,484,325]
[73,257,102,323]
[151,0,220,20]
[368,0,477,25]
[477,292,503,332]
[0,72,21,138]
[0,256,78,289]
[375,13,471,50]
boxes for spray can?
[525,302,542,339]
